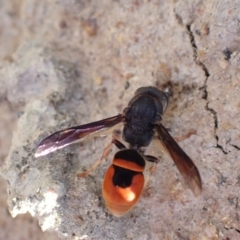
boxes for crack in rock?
[185,24,227,155]
[230,144,240,151]
[186,24,210,78]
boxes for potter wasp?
[35,86,202,216]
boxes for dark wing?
[35,114,124,158]
[156,124,202,196]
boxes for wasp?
[35,86,202,217]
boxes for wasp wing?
[156,124,202,196]
[35,114,124,158]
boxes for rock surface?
[1,0,240,239]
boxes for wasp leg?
[143,155,159,188]
[77,141,113,178]
[112,138,127,150]
[144,155,159,163]
[144,164,158,189]
[173,129,196,142]
[77,134,126,178]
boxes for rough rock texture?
[1,0,240,239]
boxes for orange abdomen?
[102,165,144,217]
